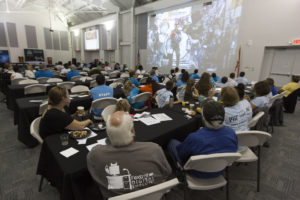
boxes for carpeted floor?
[0,92,300,200]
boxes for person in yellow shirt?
[279,75,300,113]
[279,75,300,97]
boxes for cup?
[196,107,201,113]
[189,104,194,110]
[60,134,69,146]
[77,106,84,116]
[182,101,186,106]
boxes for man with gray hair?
[87,111,172,198]
[168,100,238,178]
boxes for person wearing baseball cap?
[168,100,238,178]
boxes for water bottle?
[169,97,174,108]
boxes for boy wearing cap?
[168,100,238,178]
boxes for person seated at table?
[235,71,248,85]
[60,63,70,75]
[174,67,180,80]
[88,68,101,77]
[115,99,131,113]
[150,69,159,83]
[122,64,129,72]
[168,100,237,178]
[190,69,200,80]
[211,73,221,83]
[246,81,272,110]
[184,79,199,101]
[176,71,189,88]
[128,70,140,87]
[25,64,35,79]
[177,69,186,80]
[136,65,145,75]
[168,69,176,81]
[216,77,229,88]
[87,111,172,198]
[156,80,176,108]
[139,77,159,101]
[195,72,214,103]
[114,63,121,70]
[227,73,238,87]
[55,61,63,71]
[90,74,114,116]
[35,64,54,78]
[10,67,24,80]
[124,80,144,109]
[221,87,252,131]
[67,65,80,81]
[39,86,92,139]
[3,63,15,74]
[266,78,278,96]
[278,75,300,98]
[104,61,111,71]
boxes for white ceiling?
[0,0,158,26]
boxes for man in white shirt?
[227,73,238,87]
[235,71,248,85]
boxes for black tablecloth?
[16,95,93,147]
[37,108,201,200]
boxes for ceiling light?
[73,29,79,36]
[104,20,114,31]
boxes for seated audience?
[55,61,63,71]
[114,63,121,70]
[25,64,35,79]
[104,61,111,71]
[211,73,221,83]
[190,69,200,80]
[227,73,238,87]
[174,67,180,80]
[150,69,159,83]
[61,64,70,75]
[39,86,92,139]
[221,87,252,131]
[176,71,189,88]
[10,67,23,80]
[177,69,186,80]
[124,80,144,109]
[156,81,175,108]
[247,81,272,110]
[235,71,248,85]
[168,69,176,81]
[67,65,80,81]
[195,72,214,103]
[122,64,128,72]
[4,63,15,74]
[136,65,145,75]
[139,77,159,101]
[168,100,237,178]
[87,111,171,198]
[266,78,278,95]
[184,80,199,101]
[279,75,300,98]
[90,74,114,116]
[115,99,130,113]
[216,76,228,88]
[88,68,101,76]
[128,70,140,87]
[279,75,300,113]
[35,65,54,78]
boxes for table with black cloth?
[36,108,202,200]
[16,95,92,147]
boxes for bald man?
[87,111,171,198]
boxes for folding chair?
[248,111,265,129]
[19,79,39,85]
[101,105,116,122]
[24,84,47,95]
[70,85,90,94]
[132,92,151,112]
[57,82,75,90]
[37,77,50,84]
[71,76,82,81]
[39,103,48,115]
[90,98,118,120]
[46,78,63,83]
[11,78,27,85]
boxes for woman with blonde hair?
[124,80,144,109]
[115,99,131,113]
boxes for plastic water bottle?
[169,97,174,108]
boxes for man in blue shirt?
[150,70,159,83]
[67,65,80,81]
[211,73,221,83]
[90,74,114,116]
[168,100,237,178]
[129,71,140,87]
[190,69,200,80]
[235,71,248,85]
[35,65,54,78]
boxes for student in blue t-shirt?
[176,71,189,88]
[35,65,54,78]
[266,78,278,96]
[246,81,272,110]
[156,80,175,108]
[67,65,80,81]
[124,80,144,109]
[211,73,221,83]
[190,69,200,80]
[90,74,114,116]
[150,69,159,83]
[128,71,140,87]
[235,71,248,86]
[168,100,238,178]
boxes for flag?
[235,46,241,78]
[137,49,141,65]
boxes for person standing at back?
[90,74,114,116]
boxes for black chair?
[283,88,300,113]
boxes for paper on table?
[152,113,172,122]
[212,97,218,101]
[60,147,79,158]
[29,100,43,103]
[77,130,97,145]
[86,143,99,151]
[139,117,160,126]
[78,95,89,98]
[134,112,150,119]
[97,138,108,145]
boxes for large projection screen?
[146,0,243,73]
[85,29,99,50]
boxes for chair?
[37,77,50,84]
[113,78,125,84]
[90,80,98,88]
[120,73,130,78]
[109,82,123,89]
[101,105,116,122]
[57,82,75,90]
[139,77,148,85]
[155,94,162,108]
[46,78,63,83]
[39,103,48,115]
[24,84,47,95]
[109,71,120,78]
[30,116,43,144]
[162,77,170,85]
[91,74,100,79]
[11,78,27,85]
[176,86,186,101]
[182,153,241,200]
[101,71,108,75]
[70,85,90,94]
[108,178,179,200]
[71,76,82,81]
[79,71,88,76]
[19,79,39,85]
[248,111,265,128]
[235,131,272,192]
[132,92,151,112]
[90,98,118,120]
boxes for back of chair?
[101,71,108,75]
[176,86,186,101]
[70,85,90,94]
[184,153,241,172]
[90,80,97,88]
[30,116,43,144]
[108,178,179,200]
[113,78,124,84]
[101,105,116,122]
[39,103,48,115]
[19,79,39,85]
[120,73,129,78]
[24,84,47,95]
[162,77,170,85]
[47,78,63,83]
[109,71,120,78]
[11,78,27,85]
[155,95,162,108]
[278,90,287,99]
[71,76,82,81]
[91,97,118,111]
[91,74,100,79]
[37,77,50,84]
[109,82,123,89]
[139,77,148,84]
[132,92,151,104]
[236,131,272,147]
[252,107,270,131]
[57,82,75,90]
[248,111,265,128]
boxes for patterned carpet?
[0,92,300,200]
